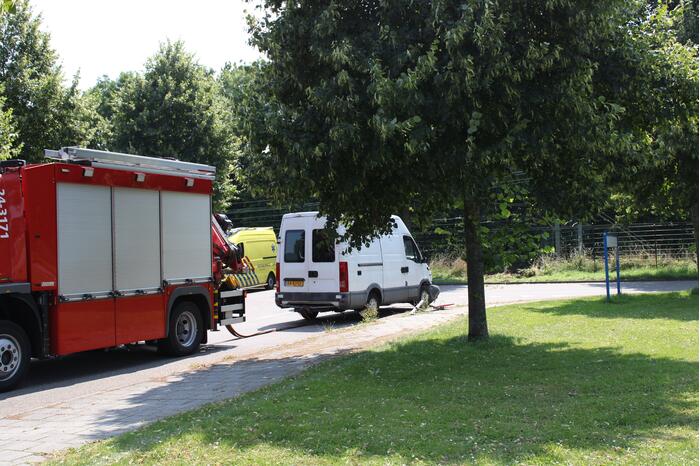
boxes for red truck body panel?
[0,168,28,285]
[23,164,58,290]
[52,299,115,354]
[115,294,165,346]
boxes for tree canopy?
[600,2,698,253]
[241,0,697,339]
[98,41,237,209]
[0,0,102,162]
[0,86,20,160]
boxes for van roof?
[282,212,403,223]
[281,211,321,219]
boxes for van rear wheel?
[297,309,318,320]
[0,321,30,392]
[365,293,380,313]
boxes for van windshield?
[312,229,335,262]
[284,230,305,262]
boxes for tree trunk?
[463,200,488,341]
[692,200,699,267]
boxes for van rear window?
[312,229,335,262]
[284,230,305,263]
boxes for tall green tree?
[0,0,102,162]
[1,0,14,16]
[0,87,20,160]
[602,2,698,258]
[219,62,267,201]
[109,41,237,209]
[242,0,686,340]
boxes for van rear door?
[307,227,338,292]
[279,222,308,292]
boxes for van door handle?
[308,270,318,278]
[401,267,409,273]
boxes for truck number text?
[0,189,8,239]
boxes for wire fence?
[412,217,696,260]
[226,200,697,262]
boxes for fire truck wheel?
[265,273,276,290]
[159,302,204,356]
[0,321,30,392]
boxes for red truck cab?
[0,148,244,391]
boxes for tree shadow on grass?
[520,292,698,322]
[94,323,698,464]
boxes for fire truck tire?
[158,302,204,356]
[0,321,30,392]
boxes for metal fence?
[227,200,696,261]
[558,222,696,259]
[413,217,695,260]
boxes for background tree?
[600,2,698,260]
[219,62,267,202]
[242,0,692,340]
[0,0,15,16]
[0,87,20,160]
[106,41,237,209]
[0,0,102,162]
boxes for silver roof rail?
[44,147,216,180]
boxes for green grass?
[53,292,698,465]
[431,255,698,284]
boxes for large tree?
[0,86,20,160]
[219,62,268,201]
[241,0,690,340]
[601,3,698,258]
[0,0,102,162]
[106,41,237,209]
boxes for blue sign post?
[603,232,621,302]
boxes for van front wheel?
[413,284,431,307]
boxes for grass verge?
[53,292,698,465]
[431,254,698,284]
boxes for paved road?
[0,280,695,464]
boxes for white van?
[275,212,437,319]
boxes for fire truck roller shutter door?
[160,191,211,282]
[55,183,115,353]
[113,188,164,344]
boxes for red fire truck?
[0,147,245,391]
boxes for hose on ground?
[225,325,276,338]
